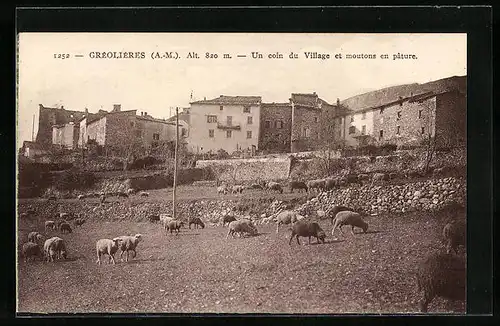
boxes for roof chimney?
[113,104,121,112]
[220,95,223,97]
[60,105,64,110]
[85,108,89,115]
[313,92,316,95]
[145,112,148,116]
[336,98,340,106]
[204,97,206,101]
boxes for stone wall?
[196,157,291,182]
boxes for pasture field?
[17,210,465,314]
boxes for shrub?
[53,170,97,191]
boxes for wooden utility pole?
[31,114,35,141]
[172,107,179,222]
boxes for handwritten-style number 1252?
[54,53,70,59]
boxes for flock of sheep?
[21,187,465,312]
[20,211,143,265]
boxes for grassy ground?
[17,210,465,314]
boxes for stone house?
[188,95,262,155]
[259,102,292,153]
[36,104,86,146]
[336,75,466,148]
[52,121,79,149]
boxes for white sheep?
[96,238,121,265]
[43,237,67,262]
[160,214,174,230]
[331,211,369,238]
[275,210,305,233]
[77,194,86,200]
[139,191,150,197]
[114,234,143,262]
[127,188,136,195]
[217,185,228,195]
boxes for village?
[17,75,467,314]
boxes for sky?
[17,33,467,149]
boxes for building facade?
[188,96,262,154]
[52,122,79,149]
[259,103,292,153]
[36,104,86,145]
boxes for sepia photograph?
[16,32,467,314]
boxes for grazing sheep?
[27,231,43,243]
[57,219,69,229]
[139,191,149,197]
[345,174,359,185]
[226,219,258,239]
[22,242,43,262]
[127,188,136,195]
[323,178,335,190]
[231,185,245,194]
[358,173,370,183]
[326,205,354,225]
[222,215,237,227]
[275,210,305,233]
[77,194,86,200]
[73,218,86,227]
[114,234,143,262]
[117,192,129,198]
[160,214,175,230]
[416,252,465,312]
[165,220,185,235]
[442,219,466,254]
[59,222,72,234]
[189,217,205,229]
[44,220,56,232]
[289,220,326,245]
[389,172,399,180]
[96,238,121,265]
[371,173,389,185]
[217,185,228,195]
[331,211,368,237]
[44,237,67,262]
[289,181,308,193]
[267,182,283,194]
[148,215,160,223]
[307,179,326,192]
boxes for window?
[227,116,232,126]
[305,128,310,138]
[247,116,253,125]
[314,117,319,123]
[349,126,356,134]
[276,120,283,129]
[418,110,423,119]
[350,115,354,122]
[226,130,232,138]
[181,128,187,137]
[246,131,252,139]
[397,111,402,120]
[421,127,425,135]
[153,133,160,141]
[265,120,271,128]
[220,105,223,111]
[396,126,401,135]
[243,106,251,113]
[379,130,384,139]
[207,115,217,123]
[209,129,214,138]
[361,125,366,135]
[362,112,366,120]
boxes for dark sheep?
[59,222,72,234]
[250,183,263,190]
[73,218,86,227]
[324,178,337,191]
[326,205,354,225]
[289,220,326,245]
[57,219,69,229]
[222,215,237,227]
[389,172,399,180]
[22,242,43,262]
[307,179,326,192]
[267,182,283,194]
[148,215,160,223]
[226,219,258,239]
[345,174,359,185]
[442,219,466,254]
[189,217,205,229]
[331,211,368,237]
[166,220,185,235]
[416,252,465,312]
[289,181,308,193]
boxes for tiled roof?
[136,115,176,125]
[340,75,466,113]
[190,95,262,105]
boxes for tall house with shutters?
[188,95,262,154]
